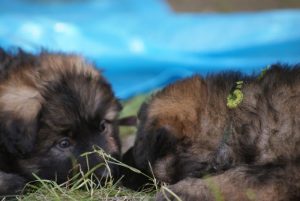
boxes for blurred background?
[1,0,300,151]
[1,0,300,99]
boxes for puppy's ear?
[148,127,177,161]
[0,116,38,157]
[0,86,42,157]
[133,126,177,170]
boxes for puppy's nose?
[88,153,120,182]
[90,164,119,187]
[93,163,119,178]
[101,164,120,179]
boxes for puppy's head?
[0,51,121,184]
[126,76,223,185]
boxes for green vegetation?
[119,94,149,137]
[12,148,157,201]
[3,94,231,201]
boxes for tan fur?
[148,76,207,138]
[105,103,120,121]
[0,54,99,121]
[0,86,42,120]
[39,53,99,82]
[153,155,175,184]
[0,64,42,121]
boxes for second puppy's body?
[125,64,300,200]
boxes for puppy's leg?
[156,164,300,201]
[0,171,26,196]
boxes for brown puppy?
[125,64,300,200]
[0,49,121,196]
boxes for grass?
[18,178,154,201]
[0,93,242,201]
[0,93,238,201]
[119,94,149,137]
[0,95,154,201]
[10,148,157,201]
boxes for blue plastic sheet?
[1,0,300,99]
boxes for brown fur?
[0,49,121,196]
[148,76,207,138]
[124,64,300,200]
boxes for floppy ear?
[133,126,177,170]
[0,115,38,157]
[0,86,42,157]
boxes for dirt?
[167,0,300,12]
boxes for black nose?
[92,163,119,178]
[110,152,121,161]
[83,152,120,184]
[108,163,120,179]
[106,152,120,179]
[119,147,151,191]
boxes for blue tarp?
[1,0,300,99]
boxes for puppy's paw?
[0,172,27,195]
[155,178,215,201]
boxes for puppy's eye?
[57,138,71,149]
[99,120,107,133]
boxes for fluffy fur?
[123,64,300,201]
[0,49,121,196]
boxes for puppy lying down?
[0,49,121,196]
[122,64,300,201]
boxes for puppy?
[0,49,121,196]
[124,64,300,201]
